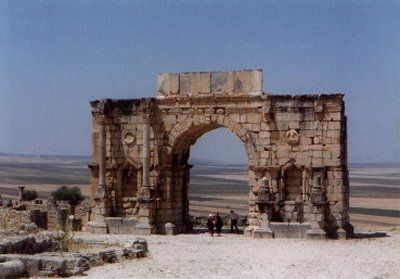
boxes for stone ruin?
[0,189,147,278]
[0,193,89,233]
[87,69,353,239]
[0,231,147,278]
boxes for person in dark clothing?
[215,212,223,236]
[207,214,215,236]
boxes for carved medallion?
[216,108,225,115]
[285,129,299,145]
[123,132,135,145]
[314,100,324,113]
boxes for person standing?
[229,210,239,233]
[215,212,223,236]
[207,214,215,236]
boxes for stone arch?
[157,115,258,233]
[167,115,258,164]
[88,70,352,238]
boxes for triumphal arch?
[87,69,353,239]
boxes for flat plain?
[1,154,399,278]
[0,154,399,232]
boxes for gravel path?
[73,231,400,279]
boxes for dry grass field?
[0,154,398,232]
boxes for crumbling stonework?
[0,201,89,232]
[88,69,353,239]
[0,231,147,277]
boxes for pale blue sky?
[0,1,399,163]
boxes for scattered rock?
[0,259,25,278]
[132,238,148,253]
[98,249,118,263]
[22,223,38,232]
[0,232,148,277]
[0,233,60,255]
[15,204,27,211]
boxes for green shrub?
[51,186,84,206]
[22,189,38,201]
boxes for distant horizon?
[1,151,398,166]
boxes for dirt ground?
[72,230,400,279]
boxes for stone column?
[88,115,109,233]
[166,169,172,202]
[252,177,273,239]
[135,115,153,235]
[142,117,150,189]
[301,169,307,201]
[337,167,354,239]
[98,117,106,196]
[18,186,25,201]
[306,175,327,239]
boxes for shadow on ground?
[352,231,389,239]
[190,227,390,239]
[191,227,244,235]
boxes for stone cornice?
[90,93,344,111]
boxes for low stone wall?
[0,232,147,278]
[0,201,90,232]
[0,210,30,231]
[0,232,60,254]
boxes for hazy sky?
[0,1,399,164]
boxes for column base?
[244,226,255,237]
[253,226,274,239]
[338,223,354,239]
[164,222,178,235]
[306,228,327,239]
[134,222,153,235]
[87,221,108,234]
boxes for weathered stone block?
[210,71,234,93]
[233,69,262,93]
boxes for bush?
[51,186,84,206]
[22,189,38,201]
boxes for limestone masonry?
[87,69,353,239]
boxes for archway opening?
[180,127,249,234]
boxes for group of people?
[206,210,240,236]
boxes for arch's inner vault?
[87,69,353,239]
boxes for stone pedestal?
[270,222,311,238]
[254,212,274,238]
[244,226,255,237]
[252,180,274,238]
[307,175,328,239]
[338,223,354,239]
[253,226,274,239]
[164,222,177,235]
[134,222,152,235]
[306,228,327,239]
[87,221,108,234]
